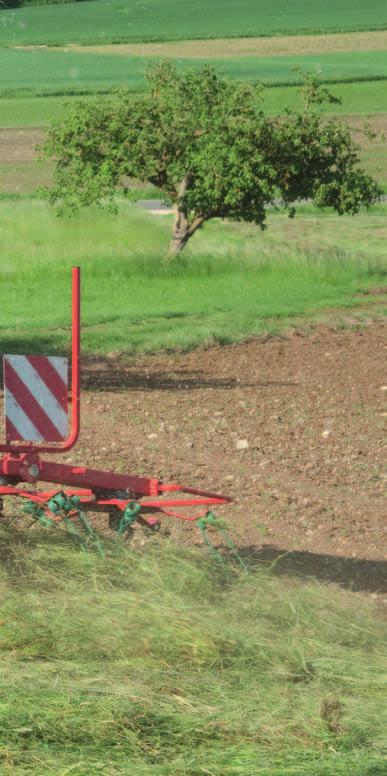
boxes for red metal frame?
[0,267,231,527]
[0,266,81,454]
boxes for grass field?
[0,528,386,775]
[2,46,387,97]
[1,80,387,131]
[0,95,71,126]
[0,200,385,355]
[1,0,387,47]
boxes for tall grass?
[0,200,385,355]
[0,526,386,774]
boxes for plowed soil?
[71,323,386,593]
[1,323,386,595]
[0,128,44,162]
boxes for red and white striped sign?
[3,355,68,443]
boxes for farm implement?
[0,267,231,549]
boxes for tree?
[42,62,381,257]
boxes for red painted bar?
[37,460,160,497]
[0,267,81,454]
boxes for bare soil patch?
[19,30,387,59]
[0,128,45,164]
[347,114,387,138]
[0,128,51,191]
[52,323,387,588]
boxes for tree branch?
[187,215,205,236]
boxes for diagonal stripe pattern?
[3,355,68,443]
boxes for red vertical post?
[65,266,81,450]
[0,266,81,454]
[34,265,81,451]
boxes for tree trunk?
[165,177,206,259]
[167,208,190,258]
[166,210,205,259]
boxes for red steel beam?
[39,460,160,496]
[160,483,232,502]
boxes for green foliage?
[0,0,82,8]
[0,0,386,46]
[0,528,386,774]
[42,63,381,255]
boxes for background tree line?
[0,0,85,9]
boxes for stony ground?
[1,323,386,595]
[69,323,386,594]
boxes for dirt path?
[63,323,385,590]
[17,30,387,59]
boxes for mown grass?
[0,200,385,355]
[1,80,387,131]
[262,80,387,116]
[0,525,386,775]
[0,93,86,126]
[2,46,387,96]
[1,0,387,47]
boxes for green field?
[0,200,385,355]
[0,528,385,775]
[1,80,387,131]
[0,6,386,776]
[2,46,387,97]
[1,0,387,47]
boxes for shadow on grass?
[0,333,68,358]
[0,517,385,596]
[1,525,385,596]
[237,545,387,594]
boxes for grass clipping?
[0,526,385,775]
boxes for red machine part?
[0,266,80,455]
[0,454,231,520]
[0,266,231,526]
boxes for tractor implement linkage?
[0,268,231,539]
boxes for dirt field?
[0,128,44,162]
[0,128,50,192]
[18,30,387,59]
[37,322,383,594]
